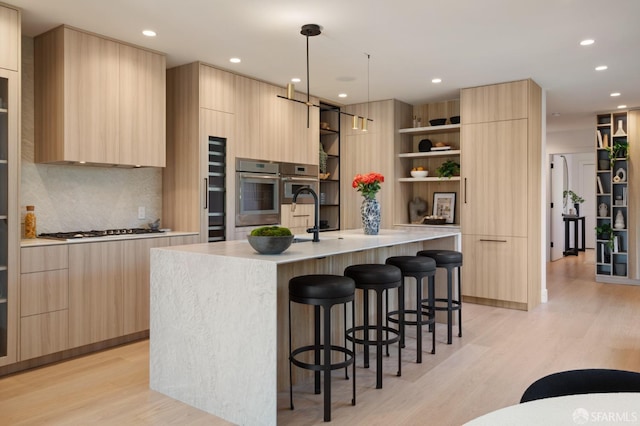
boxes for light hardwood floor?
[2,250,639,425]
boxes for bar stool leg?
[458,267,462,338]
[288,300,294,410]
[344,304,349,379]
[416,276,423,363]
[314,305,321,394]
[323,304,332,421]
[446,267,453,344]
[351,300,356,405]
[376,288,383,388]
[429,274,436,354]
[363,289,370,369]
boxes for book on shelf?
[613,236,619,253]
[597,130,603,148]
[597,175,604,194]
[603,133,609,148]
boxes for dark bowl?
[418,139,432,152]
[247,235,294,254]
[429,118,447,126]
[450,116,460,124]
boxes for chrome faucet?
[291,187,320,242]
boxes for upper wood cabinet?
[460,80,529,124]
[34,26,166,167]
[0,4,19,71]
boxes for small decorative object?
[614,210,625,229]
[429,118,446,126]
[409,197,428,223]
[598,159,610,170]
[436,159,460,179]
[320,121,330,130]
[319,143,328,173]
[615,167,627,182]
[247,226,293,254]
[614,119,626,137]
[422,216,446,225]
[432,192,456,224]
[563,190,584,216]
[148,219,160,230]
[410,169,428,178]
[353,172,384,235]
[449,116,460,124]
[598,203,608,217]
[615,195,623,206]
[418,139,432,152]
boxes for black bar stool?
[417,249,463,344]
[289,274,356,422]
[385,256,437,362]
[344,264,402,389]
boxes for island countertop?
[156,228,460,262]
[150,228,460,425]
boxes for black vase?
[574,203,580,217]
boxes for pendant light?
[277,24,373,131]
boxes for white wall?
[20,37,162,234]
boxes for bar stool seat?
[385,255,437,362]
[344,264,402,389]
[417,249,463,344]
[289,274,356,422]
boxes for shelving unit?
[395,100,461,226]
[595,111,629,280]
[319,102,341,231]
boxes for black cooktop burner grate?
[39,228,164,240]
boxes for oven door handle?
[280,176,319,182]
[238,173,279,180]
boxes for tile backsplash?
[21,36,162,235]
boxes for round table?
[465,393,640,425]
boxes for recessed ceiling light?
[142,30,156,37]
[595,65,608,71]
[618,105,627,109]
[338,93,347,98]
[580,39,594,46]
[431,78,442,84]
[291,78,301,83]
[229,58,241,64]
[610,92,621,97]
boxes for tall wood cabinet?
[34,25,166,167]
[0,2,19,367]
[460,79,542,311]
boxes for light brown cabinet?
[19,245,69,360]
[0,4,20,367]
[460,79,542,311]
[280,204,315,235]
[68,241,123,347]
[34,25,166,167]
[0,4,19,71]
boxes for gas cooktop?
[39,228,164,241]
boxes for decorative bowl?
[418,138,432,152]
[423,217,446,225]
[247,235,294,254]
[411,170,429,178]
[450,116,461,124]
[429,118,447,126]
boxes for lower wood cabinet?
[280,204,314,235]
[462,235,528,305]
[68,241,124,347]
[20,311,68,361]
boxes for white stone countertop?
[157,228,461,264]
[20,231,199,247]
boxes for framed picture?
[433,192,456,224]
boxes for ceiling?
[9,0,640,134]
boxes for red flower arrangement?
[352,172,384,200]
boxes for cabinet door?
[234,75,260,159]
[68,241,123,347]
[20,311,68,360]
[63,28,119,164]
[461,119,528,237]
[21,245,68,273]
[200,64,235,113]
[20,269,68,316]
[0,5,19,71]
[280,204,314,235]
[462,235,528,304]
[122,238,171,334]
[460,80,529,124]
[119,45,166,167]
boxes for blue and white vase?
[361,197,381,235]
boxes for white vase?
[614,210,625,229]
[598,203,608,217]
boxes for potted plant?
[247,226,294,254]
[563,190,584,216]
[595,223,614,250]
[606,140,629,168]
[436,160,460,179]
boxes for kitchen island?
[149,228,460,425]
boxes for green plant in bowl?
[248,226,294,254]
[436,160,460,179]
